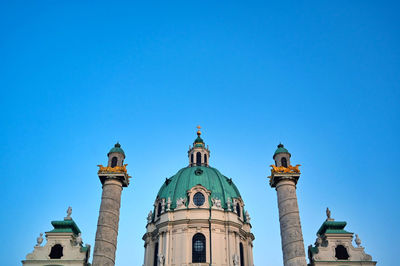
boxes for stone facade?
[143,192,254,266]
[308,217,377,266]
[22,217,90,266]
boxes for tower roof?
[47,219,81,236]
[157,166,241,210]
[194,125,205,147]
[317,220,352,236]
[273,143,290,157]
[108,142,125,156]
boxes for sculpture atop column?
[92,143,131,266]
[75,233,83,246]
[269,144,307,266]
[147,211,153,224]
[355,234,362,248]
[326,207,333,220]
[35,233,43,247]
[166,197,171,211]
[65,206,72,220]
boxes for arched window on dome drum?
[111,157,118,167]
[236,203,241,217]
[49,244,63,259]
[204,154,207,164]
[191,154,194,164]
[153,242,159,266]
[157,202,162,217]
[335,245,349,260]
[281,157,288,167]
[196,152,201,166]
[192,233,206,263]
[240,243,245,266]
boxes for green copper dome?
[108,142,125,156]
[194,136,204,144]
[194,136,204,148]
[273,143,290,157]
[157,166,241,210]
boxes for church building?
[22,128,377,266]
[142,127,254,266]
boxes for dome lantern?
[188,126,210,167]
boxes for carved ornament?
[270,164,301,174]
[97,164,128,174]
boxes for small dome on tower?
[273,143,290,157]
[194,126,204,146]
[273,143,291,167]
[108,142,125,156]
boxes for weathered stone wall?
[92,178,122,266]
[273,153,291,167]
[22,233,89,266]
[143,208,254,266]
[276,179,307,266]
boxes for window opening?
[193,192,205,207]
[240,243,245,266]
[153,242,159,266]
[204,154,207,164]
[236,203,241,217]
[111,157,118,167]
[192,233,206,262]
[49,244,63,259]
[196,152,201,166]
[335,245,349,260]
[157,202,162,217]
[281,157,288,167]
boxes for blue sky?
[0,1,399,265]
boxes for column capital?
[269,173,300,188]
[98,172,130,187]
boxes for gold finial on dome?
[197,125,201,136]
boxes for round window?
[193,192,205,206]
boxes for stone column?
[247,241,254,266]
[92,178,123,266]
[165,229,170,265]
[272,176,307,266]
[143,243,148,266]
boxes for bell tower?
[188,126,210,167]
[92,143,131,266]
[269,144,307,266]
[274,143,291,167]
[107,142,125,167]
